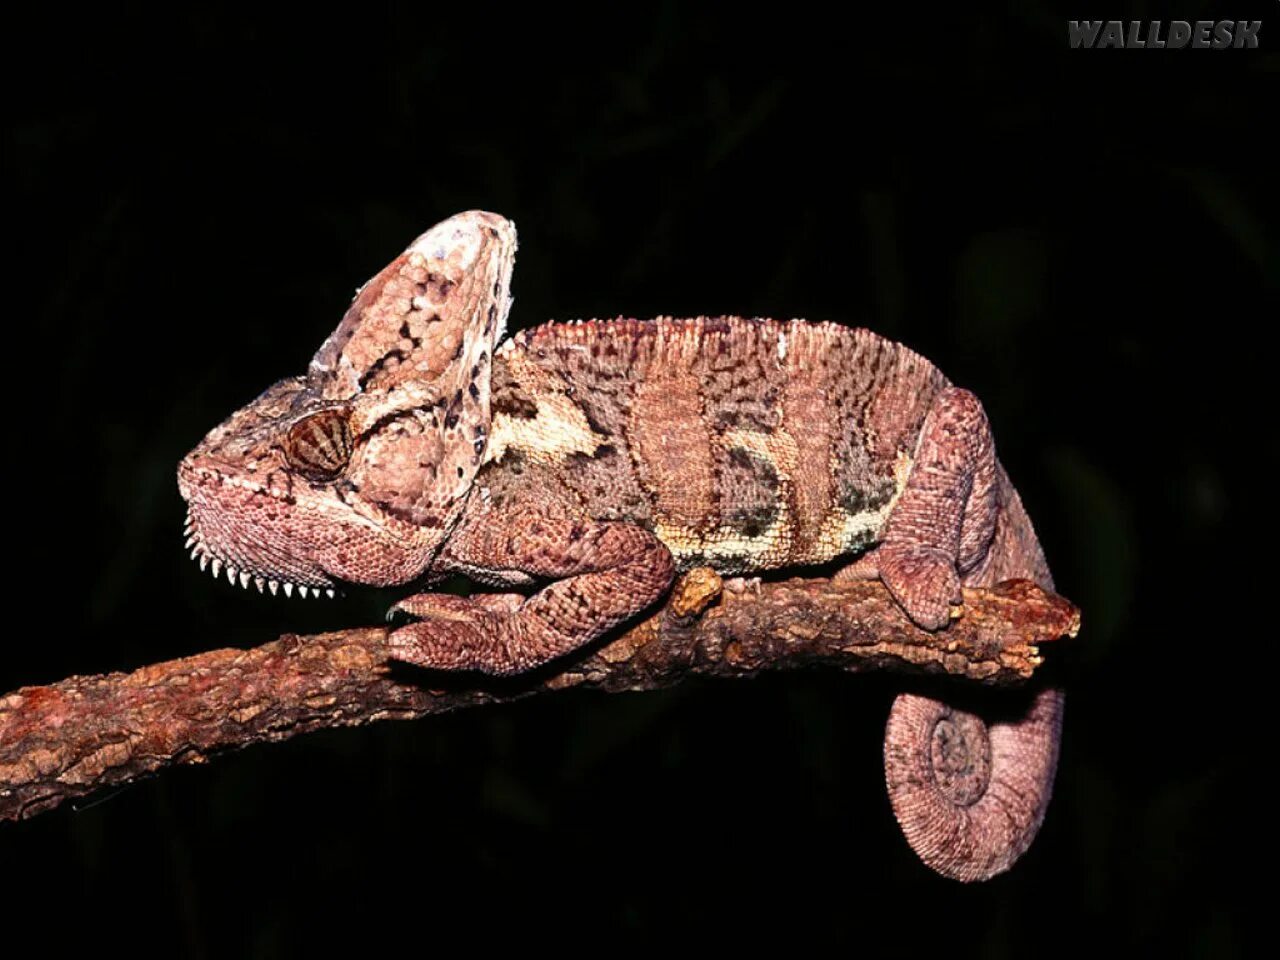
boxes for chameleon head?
[177,211,517,595]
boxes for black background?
[4,2,1272,955]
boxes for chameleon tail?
[884,687,1064,881]
[884,470,1065,881]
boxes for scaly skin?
[177,211,1064,882]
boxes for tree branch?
[0,572,1077,821]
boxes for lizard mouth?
[178,446,438,594]
[183,507,337,599]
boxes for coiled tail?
[885,687,1064,881]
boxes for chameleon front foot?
[386,593,529,675]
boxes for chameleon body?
[178,211,1063,882]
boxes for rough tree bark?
[0,571,1077,821]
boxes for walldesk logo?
[1069,20,1261,48]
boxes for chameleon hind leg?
[836,386,999,628]
[838,387,1063,881]
[386,507,676,676]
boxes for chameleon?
[177,210,1064,882]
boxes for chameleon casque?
[178,211,1064,882]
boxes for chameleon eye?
[284,409,353,481]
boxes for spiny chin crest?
[183,512,334,599]
[179,467,338,598]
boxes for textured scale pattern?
[177,211,1065,883]
[486,317,944,573]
